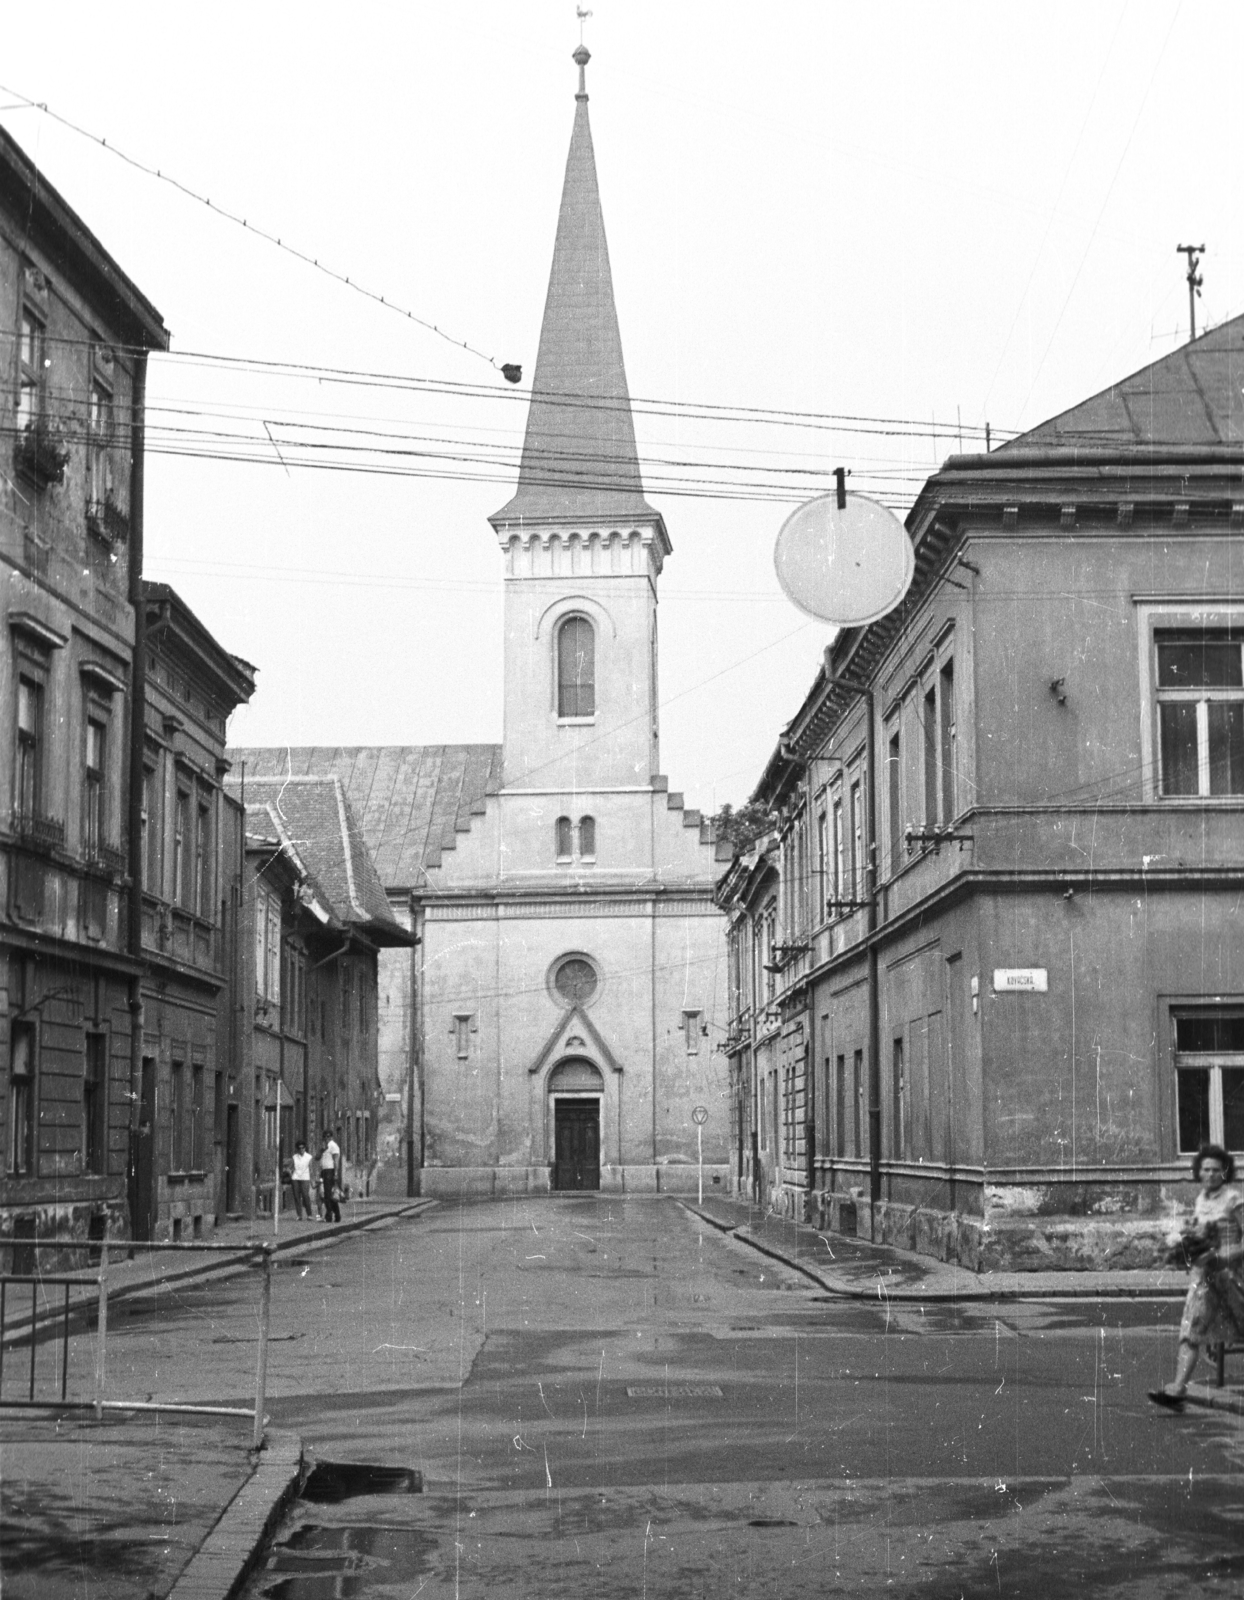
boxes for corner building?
[235,50,730,1198]
[720,319,1244,1269]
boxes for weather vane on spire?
[577,6,592,45]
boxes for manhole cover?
[625,1384,724,1398]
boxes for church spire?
[491,46,660,530]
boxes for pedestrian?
[289,1140,314,1221]
[320,1130,342,1223]
[1150,1143,1244,1409]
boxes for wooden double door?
[553,1098,600,1191]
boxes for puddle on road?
[257,1523,435,1599]
[302,1461,423,1503]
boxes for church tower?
[490,45,668,793]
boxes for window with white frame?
[254,886,282,1006]
[1156,631,1244,797]
[17,305,44,434]
[1173,1011,1244,1153]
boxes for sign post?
[692,1105,708,1204]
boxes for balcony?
[12,809,66,853]
[86,496,130,548]
[85,841,129,878]
[15,417,69,489]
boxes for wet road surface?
[97,1195,1244,1597]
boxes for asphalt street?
[79,1197,1244,1598]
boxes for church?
[235,48,731,1198]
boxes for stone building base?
[808,1189,1176,1273]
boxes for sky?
[5,1,1241,813]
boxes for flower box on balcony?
[86,497,130,547]
[15,418,69,489]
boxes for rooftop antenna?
[1176,243,1205,341]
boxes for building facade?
[0,129,167,1263]
[720,318,1244,1270]
[133,584,254,1240]
[237,776,411,1214]
[235,48,732,1200]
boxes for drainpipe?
[825,671,880,1237]
[125,352,148,1242]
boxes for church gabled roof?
[490,47,661,531]
[228,745,503,890]
[1001,313,1244,452]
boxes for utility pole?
[1177,244,1205,341]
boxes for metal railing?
[0,1239,274,1448]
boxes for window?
[852,1049,864,1158]
[17,306,43,433]
[831,795,844,912]
[15,677,43,823]
[255,886,282,1006]
[1157,632,1244,797]
[555,814,596,862]
[557,615,595,717]
[892,1037,906,1159]
[83,1032,107,1174]
[190,1064,204,1170]
[171,1060,185,1170]
[174,788,190,905]
[939,662,956,818]
[9,1020,36,1176]
[83,717,106,857]
[88,379,114,508]
[834,1054,846,1158]
[923,685,938,824]
[285,948,307,1037]
[1174,1012,1244,1153]
[553,955,599,1006]
[887,727,902,874]
[816,808,828,919]
[141,764,161,893]
[849,780,863,902]
[682,1009,702,1055]
[194,797,211,916]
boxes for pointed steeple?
[491,47,660,529]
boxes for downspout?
[125,351,148,1241]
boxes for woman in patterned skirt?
[1150,1144,1244,1410]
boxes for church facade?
[235,49,731,1198]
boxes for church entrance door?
[553,1099,600,1191]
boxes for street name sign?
[993,968,1048,993]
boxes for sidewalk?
[0,1198,435,1600]
[683,1193,1244,1417]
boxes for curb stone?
[166,1428,304,1600]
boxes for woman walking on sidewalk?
[1150,1144,1244,1410]
[290,1141,315,1221]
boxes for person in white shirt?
[320,1132,342,1223]
[289,1140,314,1221]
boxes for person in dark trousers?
[319,1131,342,1223]
[290,1140,315,1221]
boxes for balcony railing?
[86,497,130,548]
[15,418,69,489]
[85,842,129,878]
[12,810,66,852]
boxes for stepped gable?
[229,745,503,890]
[490,45,658,530]
[1001,313,1244,451]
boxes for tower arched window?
[555,816,573,859]
[578,815,596,858]
[557,615,595,718]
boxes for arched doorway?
[548,1058,603,1191]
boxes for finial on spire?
[573,41,591,100]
